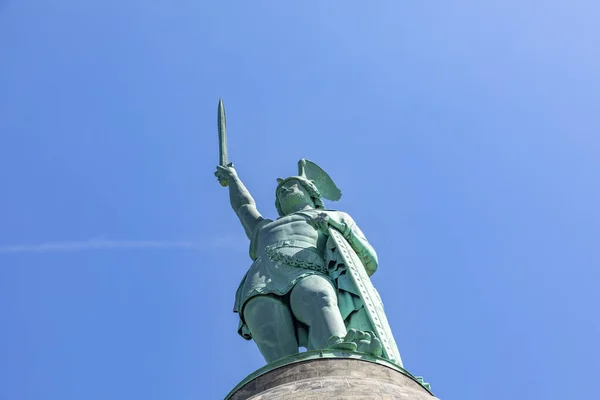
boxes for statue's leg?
[290,274,347,350]
[243,295,298,363]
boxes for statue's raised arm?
[214,99,264,239]
[215,164,264,239]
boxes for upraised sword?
[217,98,232,186]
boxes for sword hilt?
[215,162,234,187]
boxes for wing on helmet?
[298,159,342,201]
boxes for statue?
[215,99,403,366]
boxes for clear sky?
[1,1,599,399]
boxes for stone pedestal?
[225,351,438,400]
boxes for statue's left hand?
[308,213,347,236]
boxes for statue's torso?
[255,210,329,257]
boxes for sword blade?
[217,98,229,166]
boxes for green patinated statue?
[215,99,403,366]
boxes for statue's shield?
[328,228,403,367]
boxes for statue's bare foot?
[328,329,383,357]
[326,335,358,352]
[357,332,383,357]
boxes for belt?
[263,240,327,274]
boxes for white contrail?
[0,237,241,254]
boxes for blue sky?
[1,1,599,399]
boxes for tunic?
[233,210,334,339]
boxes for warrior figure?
[214,99,401,365]
[216,158,399,364]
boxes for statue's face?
[277,179,315,215]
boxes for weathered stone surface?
[227,358,438,400]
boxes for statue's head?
[274,159,340,217]
[275,177,325,217]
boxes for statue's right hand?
[214,163,237,187]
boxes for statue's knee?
[318,290,338,309]
[312,284,338,308]
[293,276,338,309]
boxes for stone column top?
[226,350,437,400]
